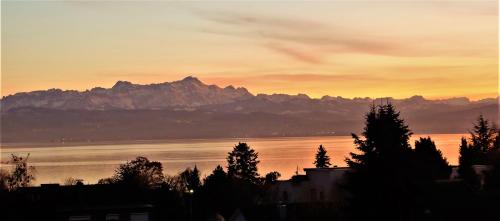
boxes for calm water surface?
[0,134,466,185]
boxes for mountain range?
[1,76,498,144]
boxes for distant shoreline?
[0,133,468,149]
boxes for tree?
[63,177,84,186]
[470,115,497,152]
[264,171,281,184]
[180,166,201,191]
[458,137,477,182]
[3,154,36,190]
[344,104,415,220]
[347,104,413,168]
[0,169,9,191]
[203,165,229,193]
[494,131,500,151]
[458,115,499,181]
[227,142,260,183]
[484,152,500,190]
[200,164,262,219]
[314,145,332,168]
[97,177,115,185]
[414,137,451,180]
[200,165,231,217]
[112,156,164,188]
[204,165,227,185]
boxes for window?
[69,215,91,221]
[310,188,317,201]
[282,191,289,202]
[130,213,149,221]
[106,214,120,221]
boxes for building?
[269,167,349,204]
[1,183,170,221]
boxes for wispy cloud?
[191,6,496,63]
[263,43,323,64]
[194,10,398,63]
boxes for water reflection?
[0,134,465,185]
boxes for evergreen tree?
[204,165,227,186]
[414,137,451,180]
[458,137,476,181]
[484,152,500,190]
[470,115,497,152]
[180,166,201,191]
[458,115,498,185]
[347,104,413,168]
[191,165,201,190]
[314,145,332,168]
[344,104,415,221]
[227,142,260,183]
[200,164,261,219]
[494,131,500,150]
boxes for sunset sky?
[2,0,498,100]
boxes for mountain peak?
[112,81,134,90]
[179,76,202,84]
[408,95,426,101]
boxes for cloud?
[191,6,496,62]
[263,43,323,64]
[194,10,400,63]
[202,73,388,87]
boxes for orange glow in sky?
[2,1,498,100]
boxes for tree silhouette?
[314,145,332,168]
[484,151,500,190]
[204,165,228,187]
[458,115,499,180]
[264,171,281,184]
[227,142,260,183]
[495,131,500,151]
[0,169,9,190]
[199,165,232,216]
[180,165,201,191]
[414,137,451,180]
[344,104,415,220]
[112,156,164,188]
[458,137,478,182]
[470,115,497,152]
[63,177,84,186]
[2,154,36,190]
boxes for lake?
[0,134,466,185]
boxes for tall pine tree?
[227,142,260,183]
[314,145,332,168]
[458,115,499,185]
[344,103,415,221]
[414,137,451,180]
[470,115,497,152]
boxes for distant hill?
[1,77,498,144]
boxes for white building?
[269,167,349,204]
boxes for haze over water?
[1,134,465,185]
